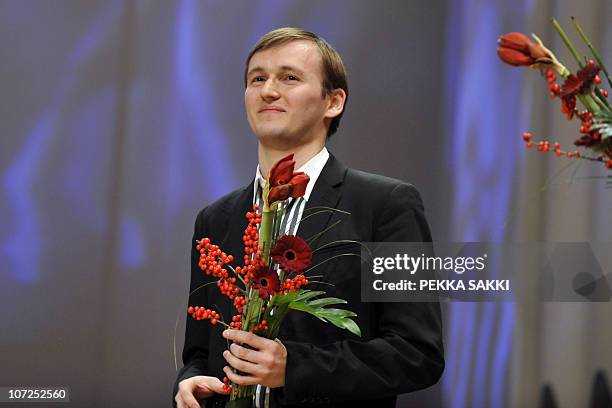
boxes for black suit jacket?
[173,154,444,407]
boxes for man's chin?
[256,129,292,143]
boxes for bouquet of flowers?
[187,153,361,407]
[497,17,612,171]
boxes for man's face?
[245,40,333,147]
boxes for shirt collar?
[253,147,330,202]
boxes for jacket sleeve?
[273,183,445,406]
[172,207,214,403]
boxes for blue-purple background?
[1,1,611,407]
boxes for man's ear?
[324,88,346,119]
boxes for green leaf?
[317,308,357,318]
[295,290,326,302]
[593,110,612,140]
[322,314,362,337]
[287,302,327,322]
[272,291,299,305]
[308,297,347,308]
[274,289,326,306]
[286,293,362,337]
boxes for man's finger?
[230,342,261,363]
[197,377,228,395]
[223,329,269,349]
[223,365,258,386]
[223,350,260,375]
[178,390,201,408]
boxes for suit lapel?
[224,182,254,251]
[296,153,347,267]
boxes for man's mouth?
[259,107,286,113]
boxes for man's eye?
[252,77,266,83]
[286,75,298,81]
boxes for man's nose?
[260,79,280,100]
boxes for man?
[174,27,444,408]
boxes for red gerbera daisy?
[252,266,281,299]
[560,62,601,98]
[271,235,312,273]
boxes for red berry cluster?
[222,376,231,394]
[229,314,243,329]
[217,277,241,299]
[189,238,237,326]
[243,206,261,256]
[281,275,309,294]
[545,68,561,98]
[524,132,580,156]
[234,205,265,284]
[189,205,269,326]
[578,111,595,134]
[574,110,608,151]
[197,238,234,279]
[251,319,269,333]
[545,68,578,120]
[522,132,612,168]
[233,295,247,314]
[594,74,608,97]
[187,306,221,324]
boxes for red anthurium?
[271,235,312,273]
[497,47,533,66]
[498,32,531,52]
[287,173,309,198]
[269,153,296,187]
[268,183,292,204]
[252,265,281,298]
[265,154,311,206]
[497,32,552,67]
[267,172,310,205]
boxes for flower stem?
[215,320,230,328]
[260,208,274,264]
[578,94,600,113]
[571,16,612,88]
[594,89,612,112]
[552,18,583,67]
[226,264,247,287]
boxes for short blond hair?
[245,27,349,138]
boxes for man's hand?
[222,329,287,388]
[175,375,228,408]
